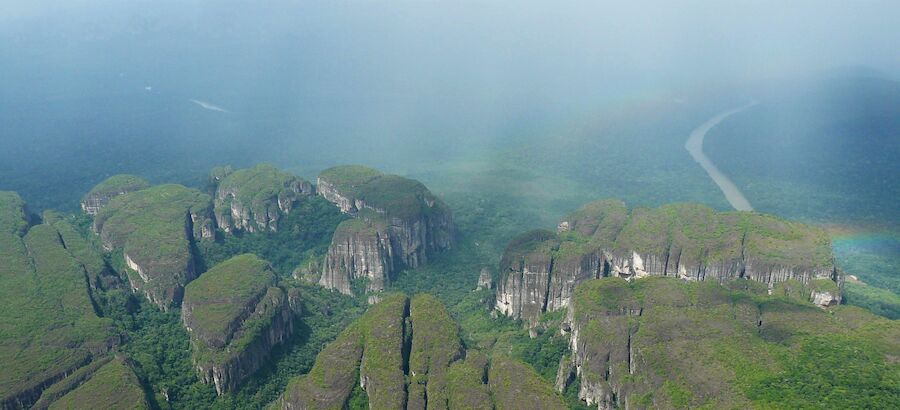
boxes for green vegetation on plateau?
[319,165,450,219]
[182,254,275,348]
[212,164,312,232]
[45,356,150,410]
[84,174,150,199]
[93,183,212,308]
[278,293,565,409]
[566,276,900,409]
[0,197,118,408]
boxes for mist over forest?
[1,1,899,409]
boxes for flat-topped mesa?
[1,193,121,409]
[276,294,564,410]
[316,165,454,295]
[211,164,314,234]
[0,191,30,236]
[92,184,215,310]
[181,254,294,395]
[558,277,898,409]
[80,174,150,216]
[496,199,840,325]
[32,355,150,410]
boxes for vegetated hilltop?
[209,164,314,234]
[497,199,840,325]
[315,165,454,296]
[182,254,299,394]
[277,294,566,410]
[80,174,150,216]
[0,192,149,409]
[92,182,215,310]
[558,276,899,409]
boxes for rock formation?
[276,294,565,409]
[211,164,314,233]
[1,192,121,409]
[31,355,150,409]
[80,174,150,215]
[476,267,493,290]
[557,276,899,409]
[319,218,395,295]
[92,184,215,309]
[497,200,841,325]
[181,254,294,394]
[316,165,453,295]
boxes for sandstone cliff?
[557,277,898,409]
[182,254,294,394]
[497,200,841,325]
[211,164,314,234]
[316,166,453,295]
[93,184,215,310]
[80,174,150,215]
[277,294,564,410]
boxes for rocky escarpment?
[92,184,215,310]
[182,254,294,395]
[557,276,900,409]
[316,166,454,296]
[210,164,314,233]
[31,355,150,410]
[496,199,841,325]
[1,192,121,409]
[80,174,150,215]
[319,218,395,295]
[277,294,565,409]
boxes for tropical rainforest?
[1,1,899,409]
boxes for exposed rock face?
[316,166,454,295]
[93,184,215,310]
[181,254,294,394]
[277,294,564,409]
[320,218,395,295]
[496,200,841,326]
[80,174,150,216]
[211,164,314,233]
[476,267,493,290]
[558,276,897,409]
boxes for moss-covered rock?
[0,191,30,236]
[93,184,214,309]
[81,174,150,215]
[408,294,464,409]
[213,164,314,233]
[34,355,150,410]
[488,356,567,410]
[182,254,294,394]
[497,199,840,325]
[561,276,900,409]
[316,166,453,296]
[277,293,561,410]
[0,207,119,409]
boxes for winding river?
[684,101,758,211]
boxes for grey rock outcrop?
[92,184,214,310]
[211,164,314,233]
[319,218,395,295]
[80,175,150,215]
[181,254,294,395]
[476,267,493,290]
[496,200,841,326]
[316,166,453,295]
